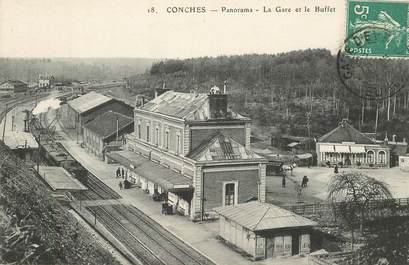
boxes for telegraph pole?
[2,103,8,142]
[306,112,312,152]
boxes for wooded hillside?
[0,58,156,82]
[127,49,409,141]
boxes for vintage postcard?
[1,0,408,265]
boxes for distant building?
[38,74,54,89]
[271,134,315,153]
[0,80,28,96]
[376,134,407,167]
[106,87,267,221]
[82,111,134,159]
[317,119,391,167]
[214,201,317,260]
[59,91,133,137]
[399,154,409,171]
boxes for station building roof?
[38,166,88,191]
[214,201,317,232]
[187,132,263,162]
[4,131,38,149]
[68,91,112,114]
[83,111,133,140]
[140,91,248,121]
[106,150,193,191]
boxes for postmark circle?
[336,26,409,101]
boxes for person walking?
[334,164,339,174]
[282,176,286,188]
[116,167,120,178]
[119,181,123,190]
[303,176,308,188]
[121,168,124,178]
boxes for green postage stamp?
[346,0,409,57]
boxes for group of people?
[116,167,132,190]
[281,175,309,188]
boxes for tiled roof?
[83,111,133,139]
[140,91,247,121]
[187,132,262,161]
[319,120,374,144]
[68,91,112,114]
[214,201,317,232]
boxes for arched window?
[378,151,386,164]
[367,150,375,163]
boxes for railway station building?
[82,111,134,159]
[59,91,133,137]
[316,119,392,168]
[106,87,268,221]
[0,80,28,96]
[214,201,317,260]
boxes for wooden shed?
[214,201,317,260]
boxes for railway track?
[114,204,215,265]
[88,205,167,265]
[0,93,50,124]
[88,204,215,265]
[72,173,121,201]
[5,91,214,265]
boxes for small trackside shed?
[214,201,317,260]
[82,111,134,159]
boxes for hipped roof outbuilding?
[214,201,317,232]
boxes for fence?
[309,251,368,265]
[281,197,409,216]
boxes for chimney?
[135,95,145,108]
[384,132,389,144]
[208,86,227,119]
[392,134,397,142]
[154,86,169,98]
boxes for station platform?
[60,140,308,265]
[38,166,88,191]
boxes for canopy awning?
[295,153,313,159]
[320,145,335,153]
[350,146,366,153]
[106,150,193,192]
[288,142,299,148]
[335,145,350,153]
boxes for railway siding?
[86,204,217,265]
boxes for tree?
[360,216,409,265]
[327,171,392,250]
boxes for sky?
[0,0,347,58]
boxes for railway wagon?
[42,142,88,184]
